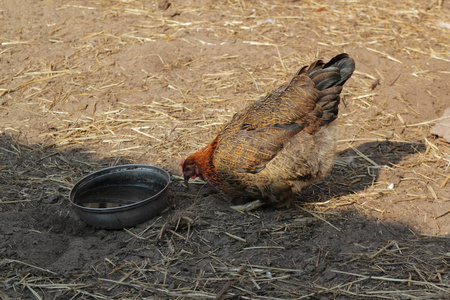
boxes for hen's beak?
[184,174,190,186]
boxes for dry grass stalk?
[331,269,450,294]
[1,0,449,299]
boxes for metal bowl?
[69,164,170,229]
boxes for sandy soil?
[1,0,449,299]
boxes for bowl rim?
[69,164,171,212]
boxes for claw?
[231,200,264,212]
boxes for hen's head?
[181,157,201,183]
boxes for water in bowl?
[76,184,158,208]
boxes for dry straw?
[1,0,449,299]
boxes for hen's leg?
[230,200,264,212]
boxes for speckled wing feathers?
[230,76,322,132]
[214,123,303,174]
[214,74,325,175]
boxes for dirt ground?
[1,0,449,299]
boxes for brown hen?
[182,53,355,210]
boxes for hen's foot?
[231,200,264,212]
[274,198,291,209]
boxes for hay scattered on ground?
[1,0,449,299]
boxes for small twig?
[434,210,450,220]
[349,145,380,167]
[331,269,450,293]
[441,175,450,188]
[298,206,341,232]
[224,232,247,243]
[393,196,426,203]
[2,259,58,275]
[368,240,397,259]
[405,115,450,127]
[366,47,402,64]
[26,285,42,300]
[215,265,248,300]
[240,65,259,92]
[123,228,147,240]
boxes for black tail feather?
[309,53,355,125]
[307,53,355,90]
[323,53,355,86]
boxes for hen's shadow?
[298,140,425,203]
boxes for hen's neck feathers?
[188,136,220,185]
